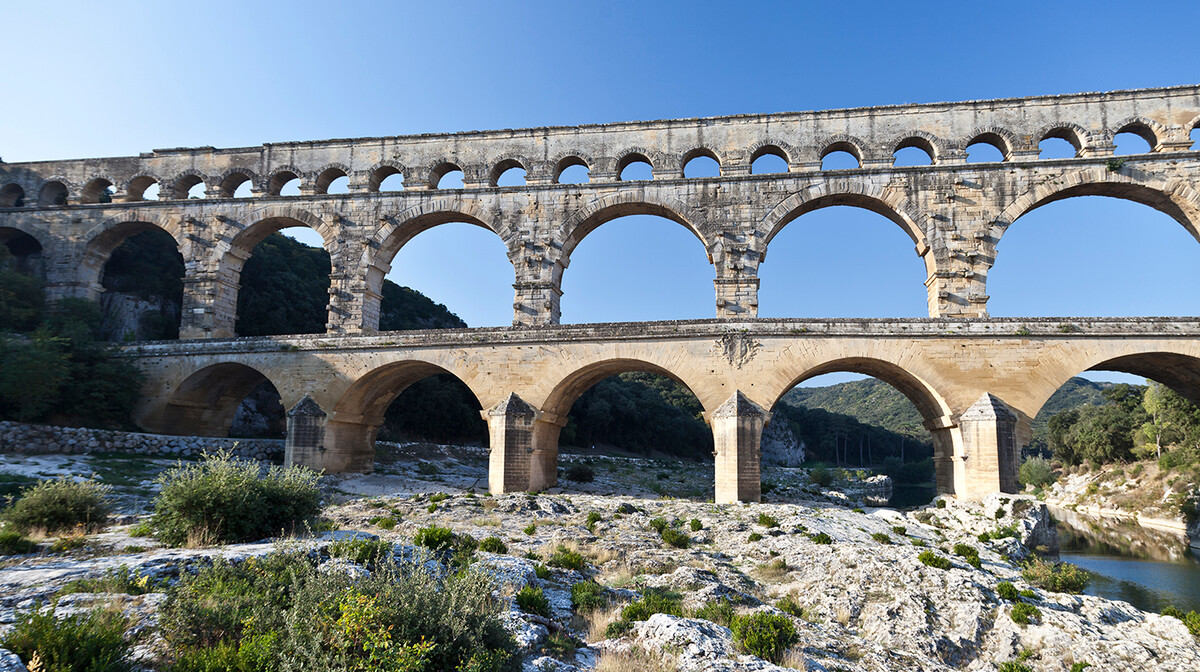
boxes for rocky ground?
[0,444,1198,671]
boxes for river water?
[1053,508,1200,613]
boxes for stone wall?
[0,421,282,461]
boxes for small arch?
[491,158,527,187]
[267,169,302,196]
[218,170,256,198]
[160,363,284,437]
[170,172,207,200]
[616,152,654,181]
[965,130,1011,163]
[553,155,591,184]
[38,180,68,206]
[750,143,791,172]
[369,162,406,192]
[892,136,937,166]
[1114,125,1156,155]
[1038,126,1086,158]
[680,147,721,178]
[81,177,114,204]
[431,162,464,189]
[126,176,160,201]
[315,166,350,194]
[0,183,25,207]
[820,140,863,170]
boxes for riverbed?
[1054,506,1200,613]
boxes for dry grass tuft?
[595,647,676,672]
[585,604,626,643]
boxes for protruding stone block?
[486,393,539,494]
[285,395,327,470]
[712,391,769,503]
[957,393,1019,498]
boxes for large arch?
[153,362,283,437]
[80,215,185,293]
[1024,350,1200,423]
[557,193,712,262]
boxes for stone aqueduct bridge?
[3,85,1200,501]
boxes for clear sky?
[3,0,1198,390]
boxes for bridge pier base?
[712,391,768,504]
[955,393,1020,498]
[486,394,539,494]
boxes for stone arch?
[614,147,660,179]
[368,160,408,192]
[80,176,117,204]
[223,207,336,256]
[489,156,529,186]
[216,169,259,198]
[557,192,713,262]
[679,146,724,177]
[0,224,47,257]
[124,175,162,201]
[551,152,594,183]
[0,183,25,207]
[760,183,929,253]
[993,167,1200,244]
[79,213,185,288]
[428,160,465,189]
[817,134,870,166]
[332,358,487,428]
[314,164,351,194]
[266,167,304,195]
[963,126,1018,160]
[154,362,286,437]
[1108,116,1167,152]
[167,170,208,200]
[748,141,795,168]
[37,179,69,206]
[890,131,942,164]
[1033,122,1093,156]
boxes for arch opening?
[1191,125,1200,150]
[1,184,26,207]
[561,213,712,323]
[492,159,527,187]
[127,176,160,202]
[820,144,860,170]
[0,228,45,331]
[1114,129,1154,155]
[172,175,206,200]
[432,163,464,189]
[989,195,1200,316]
[370,166,405,192]
[220,172,254,198]
[751,146,789,174]
[555,157,590,184]
[160,363,282,438]
[81,178,114,204]
[965,135,1007,163]
[893,146,933,167]
[617,154,653,181]
[378,217,513,329]
[1038,137,1077,160]
[268,171,301,196]
[98,228,184,341]
[38,181,68,206]
[769,367,941,506]
[316,168,349,194]
[682,150,720,178]
[234,224,332,336]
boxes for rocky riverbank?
[0,445,1197,671]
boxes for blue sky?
[3,0,1198,389]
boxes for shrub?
[621,589,683,622]
[756,513,779,528]
[1009,602,1042,625]
[692,598,736,627]
[775,594,804,618]
[918,550,951,570]
[2,477,112,535]
[604,618,633,639]
[1019,457,1056,488]
[479,536,508,554]
[60,566,161,596]
[648,517,668,533]
[998,663,1033,672]
[747,532,763,542]
[891,525,907,536]
[571,580,606,613]
[416,461,440,475]
[127,521,154,537]
[368,515,397,530]
[585,511,602,532]
[0,606,133,672]
[328,537,393,565]
[546,545,586,571]
[953,543,982,568]
[996,581,1020,601]
[809,465,832,487]
[516,585,551,617]
[1069,664,1093,672]
[0,528,35,555]
[935,499,947,509]
[1161,607,1200,638]
[730,612,798,664]
[413,525,455,551]
[151,451,320,546]
[689,518,703,532]
[565,464,594,483]
[871,532,892,544]
[533,563,551,580]
[660,527,690,549]
[1022,558,1091,593]
[809,532,832,545]
[541,631,578,660]
[523,523,537,535]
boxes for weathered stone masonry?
[4,86,1200,501]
